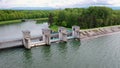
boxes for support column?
[58,27,67,42]
[42,28,51,45]
[22,30,31,49]
[72,26,80,40]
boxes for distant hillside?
[0,6,119,10]
[11,7,56,10]
[111,7,120,10]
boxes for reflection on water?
[0,21,48,41]
[0,39,81,68]
[41,46,51,61]
[23,50,33,68]
[0,29,120,68]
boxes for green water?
[0,32,120,68]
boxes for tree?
[48,13,53,25]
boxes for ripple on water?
[0,33,120,68]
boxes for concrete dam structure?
[1,25,120,49]
[23,26,80,49]
[0,26,80,49]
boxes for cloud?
[0,0,120,8]
[67,0,120,8]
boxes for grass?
[35,18,48,23]
[49,25,58,32]
[50,25,72,32]
[0,20,21,25]
[34,18,48,21]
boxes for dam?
[0,30,120,68]
[1,21,120,68]
[0,21,120,49]
[0,25,80,49]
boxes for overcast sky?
[0,0,120,8]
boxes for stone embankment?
[80,25,120,39]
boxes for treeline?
[50,6,120,29]
[0,10,50,21]
[1,6,120,29]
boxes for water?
[0,21,49,41]
[0,32,120,68]
[1,21,120,68]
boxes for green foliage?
[0,6,120,29]
[82,6,113,28]
[0,10,50,21]
[34,18,48,21]
[52,8,82,28]
[52,6,120,29]
[35,18,48,23]
[48,13,53,25]
[0,20,21,25]
[49,25,58,32]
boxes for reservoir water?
[0,21,48,42]
[0,21,120,68]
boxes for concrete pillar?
[22,30,31,49]
[72,26,80,39]
[58,27,67,42]
[42,28,51,45]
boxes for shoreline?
[80,25,120,40]
[0,20,22,26]
[81,31,120,40]
[0,18,48,25]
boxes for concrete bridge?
[0,26,80,49]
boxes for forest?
[0,6,120,29]
[50,6,120,29]
[0,10,50,21]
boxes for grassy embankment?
[0,18,48,26]
[34,18,48,21]
[35,18,48,23]
[50,25,71,32]
[0,20,21,25]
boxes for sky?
[0,0,120,9]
